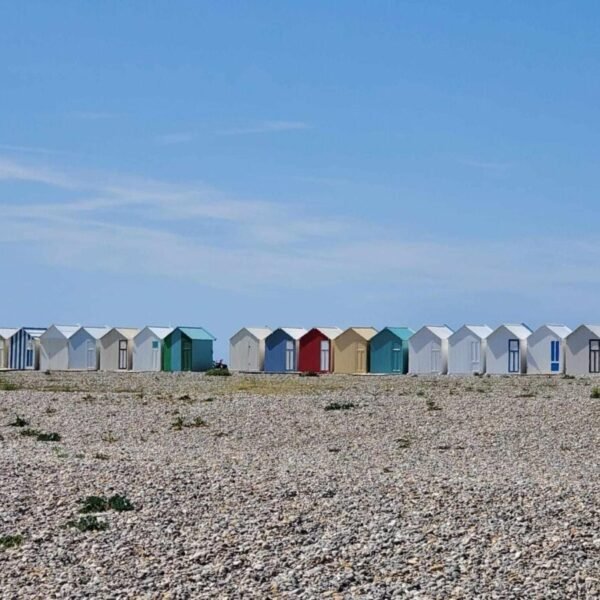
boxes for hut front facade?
[40,325,80,371]
[264,328,307,373]
[447,325,492,375]
[408,326,453,375]
[333,327,377,374]
[486,324,531,375]
[9,327,45,370]
[229,327,272,372]
[565,324,600,375]
[0,328,17,369]
[132,326,174,372]
[100,328,139,371]
[527,325,572,375]
[369,327,414,374]
[298,327,342,373]
[163,327,216,372]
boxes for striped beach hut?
[163,327,216,372]
[264,328,307,373]
[9,327,46,370]
[132,326,174,372]
[0,329,17,369]
[229,327,272,372]
[369,327,414,374]
[298,327,342,373]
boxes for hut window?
[25,340,34,368]
[590,340,600,373]
[118,340,128,370]
[508,339,520,373]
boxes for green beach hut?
[369,327,414,374]
[163,327,216,372]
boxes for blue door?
[391,343,401,372]
[550,340,560,372]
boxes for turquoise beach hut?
[369,327,414,374]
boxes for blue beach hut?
[369,327,414,374]
[9,327,46,370]
[264,328,307,373]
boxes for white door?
[86,340,96,370]
[0,340,4,368]
[471,340,481,372]
[151,340,160,371]
[285,341,295,371]
[247,343,252,370]
[431,345,441,373]
[320,340,329,371]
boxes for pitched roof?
[177,326,216,341]
[146,326,174,339]
[272,327,307,340]
[102,327,139,340]
[494,324,532,339]
[342,327,378,341]
[462,325,493,339]
[417,325,454,340]
[16,327,46,339]
[570,324,600,338]
[539,324,572,338]
[0,328,17,339]
[50,325,81,339]
[241,327,272,340]
[313,327,343,339]
[381,327,414,340]
[82,327,110,340]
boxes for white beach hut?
[565,325,600,375]
[486,324,532,375]
[408,325,453,375]
[0,329,17,369]
[100,328,139,371]
[526,325,572,375]
[229,327,272,372]
[447,325,493,375]
[40,325,108,371]
[132,326,174,372]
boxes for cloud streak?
[218,120,311,136]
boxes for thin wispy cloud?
[218,120,311,136]
[0,144,72,156]
[155,132,195,145]
[71,111,118,120]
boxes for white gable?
[146,326,174,339]
[279,327,307,340]
[314,327,343,339]
[243,327,272,340]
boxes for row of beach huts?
[0,326,215,372]
[229,324,600,375]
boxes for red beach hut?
[298,327,342,373]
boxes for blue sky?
[2,1,600,359]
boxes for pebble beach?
[0,371,598,598]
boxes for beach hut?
[298,327,342,373]
[9,327,45,370]
[0,329,17,369]
[264,328,307,373]
[163,327,216,372]
[447,325,493,375]
[229,327,272,372]
[486,324,531,375]
[40,325,108,371]
[132,327,174,372]
[408,326,453,375]
[99,328,139,371]
[333,327,377,374]
[527,325,572,375]
[565,325,600,375]
[369,327,414,374]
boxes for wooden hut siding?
[333,327,377,374]
[264,328,307,373]
[100,328,138,371]
[486,324,531,375]
[9,328,45,370]
[369,327,414,374]
[408,326,453,375]
[447,325,492,375]
[40,325,81,371]
[565,325,600,375]
[163,327,216,372]
[0,329,17,369]
[132,327,173,372]
[527,325,571,375]
[298,328,342,373]
[229,327,272,372]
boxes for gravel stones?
[0,371,598,598]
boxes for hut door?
[391,343,401,372]
[320,341,329,371]
[508,339,520,373]
[0,340,4,367]
[151,340,160,370]
[182,340,192,371]
[356,346,366,372]
[86,340,96,370]
[247,343,253,370]
[285,341,295,371]
[25,340,34,369]
[471,341,481,372]
[431,345,441,373]
[550,340,560,373]
[118,340,128,370]
[589,340,600,373]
